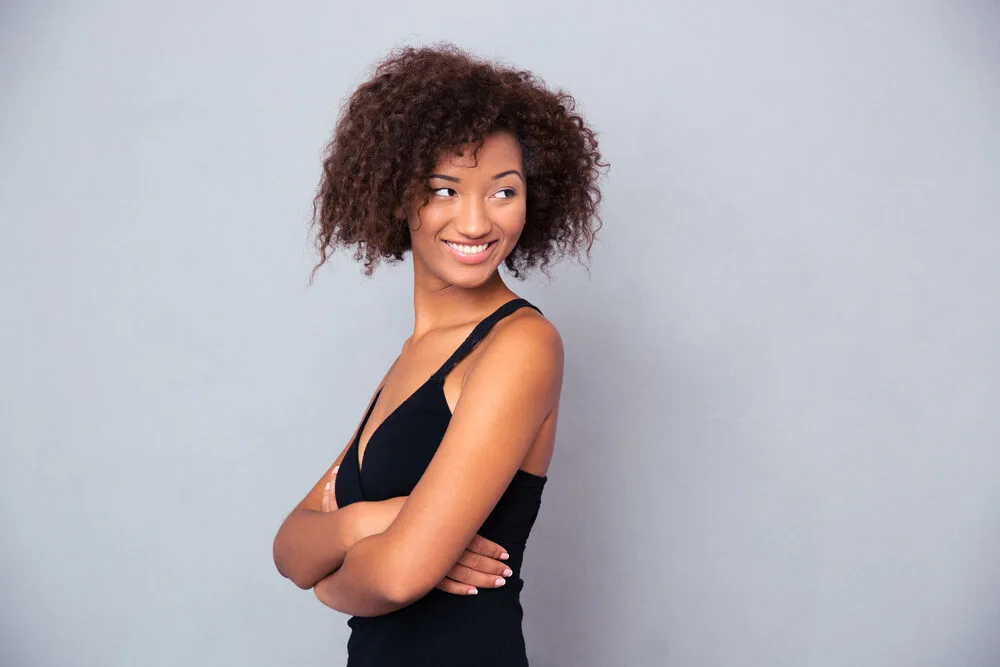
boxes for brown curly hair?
[308,42,608,283]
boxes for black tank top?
[334,297,548,667]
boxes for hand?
[357,497,513,596]
[320,465,340,512]
[434,534,513,596]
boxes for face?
[401,130,527,290]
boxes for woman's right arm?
[272,368,397,591]
[274,476,367,589]
[272,355,511,596]
[272,453,367,590]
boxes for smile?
[442,239,497,264]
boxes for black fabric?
[334,297,548,667]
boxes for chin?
[440,270,497,289]
[413,243,509,287]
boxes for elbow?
[272,526,312,590]
[312,570,411,616]
[382,579,418,608]
[312,533,430,614]
[272,531,288,577]
[382,562,435,607]
[375,578,422,612]
[272,528,290,577]
[376,535,442,606]
[289,571,316,591]
[357,544,426,607]
[275,553,314,590]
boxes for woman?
[273,42,606,666]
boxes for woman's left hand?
[320,465,340,512]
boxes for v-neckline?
[352,297,534,476]
[355,374,450,475]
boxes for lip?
[442,239,498,265]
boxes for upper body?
[327,290,561,605]
[331,296,557,666]
[273,42,606,666]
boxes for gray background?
[1,1,998,666]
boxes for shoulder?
[464,306,564,401]
[508,307,562,357]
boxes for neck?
[410,264,518,341]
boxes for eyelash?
[430,187,517,199]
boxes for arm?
[313,316,563,616]
[273,351,463,592]
[273,502,365,589]
[273,364,396,589]
[272,438,362,589]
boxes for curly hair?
[308,42,608,282]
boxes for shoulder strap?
[431,298,543,382]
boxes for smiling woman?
[408,131,528,275]
[272,41,608,667]
[431,173,519,265]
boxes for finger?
[456,551,514,578]
[446,563,508,590]
[466,534,509,562]
[435,576,479,596]
[322,466,340,513]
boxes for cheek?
[499,204,528,234]
[408,207,447,241]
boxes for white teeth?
[446,241,490,254]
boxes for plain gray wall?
[2,1,998,666]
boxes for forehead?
[435,130,522,171]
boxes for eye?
[493,188,517,200]
[431,187,457,197]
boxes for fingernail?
[495,578,506,586]
[500,552,509,560]
[467,588,478,595]
[502,568,512,577]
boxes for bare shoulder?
[511,307,561,357]
[464,305,564,405]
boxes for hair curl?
[308,42,608,283]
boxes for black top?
[334,297,549,667]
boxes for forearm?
[272,505,362,589]
[313,531,411,617]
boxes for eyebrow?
[428,169,524,183]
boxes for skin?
[305,129,563,616]
[272,345,528,594]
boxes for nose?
[454,195,491,239]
